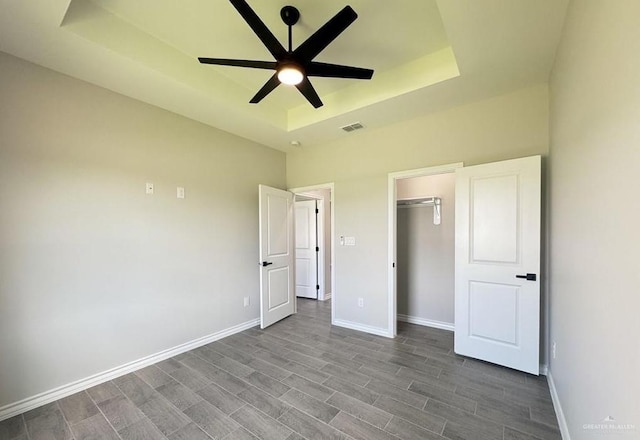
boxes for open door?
[295,200,319,299]
[259,185,295,329]
[454,156,541,374]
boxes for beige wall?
[0,52,285,408]
[287,84,549,333]
[397,173,455,325]
[549,0,640,437]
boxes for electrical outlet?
[358,297,364,308]
[552,342,557,359]
[243,297,250,307]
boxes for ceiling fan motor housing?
[280,6,300,26]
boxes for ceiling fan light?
[277,66,304,85]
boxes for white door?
[295,200,318,299]
[454,156,541,374]
[259,185,295,328]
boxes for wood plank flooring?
[0,299,561,440]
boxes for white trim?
[333,319,393,338]
[539,364,548,376]
[0,318,259,422]
[288,183,335,326]
[316,199,325,300]
[387,175,397,337]
[321,292,332,301]
[547,371,571,440]
[387,163,464,338]
[397,314,455,332]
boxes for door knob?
[515,273,537,281]
[261,261,273,267]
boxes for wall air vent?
[340,122,364,132]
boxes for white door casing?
[454,156,541,374]
[259,185,295,329]
[388,163,464,337]
[295,200,318,299]
[315,199,326,300]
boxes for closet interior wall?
[397,173,456,327]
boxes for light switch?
[344,236,356,246]
[145,183,154,194]
[177,187,185,199]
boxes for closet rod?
[396,197,441,207]
[397,197,442,225]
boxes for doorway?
[388,162,463,337]
[294,195,323,300]
[289,183,335,324]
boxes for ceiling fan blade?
[293,6,357,62]
[230,0,287,60]
[198,58,277,70]
[250,73,281,104]
[296,77,323,108]
[306,62,374,80]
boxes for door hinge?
[316,285,320,290]
[316,246,319,252]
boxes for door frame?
[387,163,463,337]
[289,183,335,324]
[316,199,326,300]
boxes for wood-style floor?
[0,299,561,440]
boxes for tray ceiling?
[0,0,569,151]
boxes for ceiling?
[0,0,569,152]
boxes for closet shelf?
[397,197,442,225]
[397,197,440,206]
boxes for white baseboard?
[319,292,332,301]
[547,371,571,440]
[333,319,392,338]
[397,314,455,332]
[539,364,548,376]
[0,318,259,422]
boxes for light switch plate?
[177,187,185,199]
[145,183,154,194]
[344,236,356,246]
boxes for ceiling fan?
[198,0,374,108]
